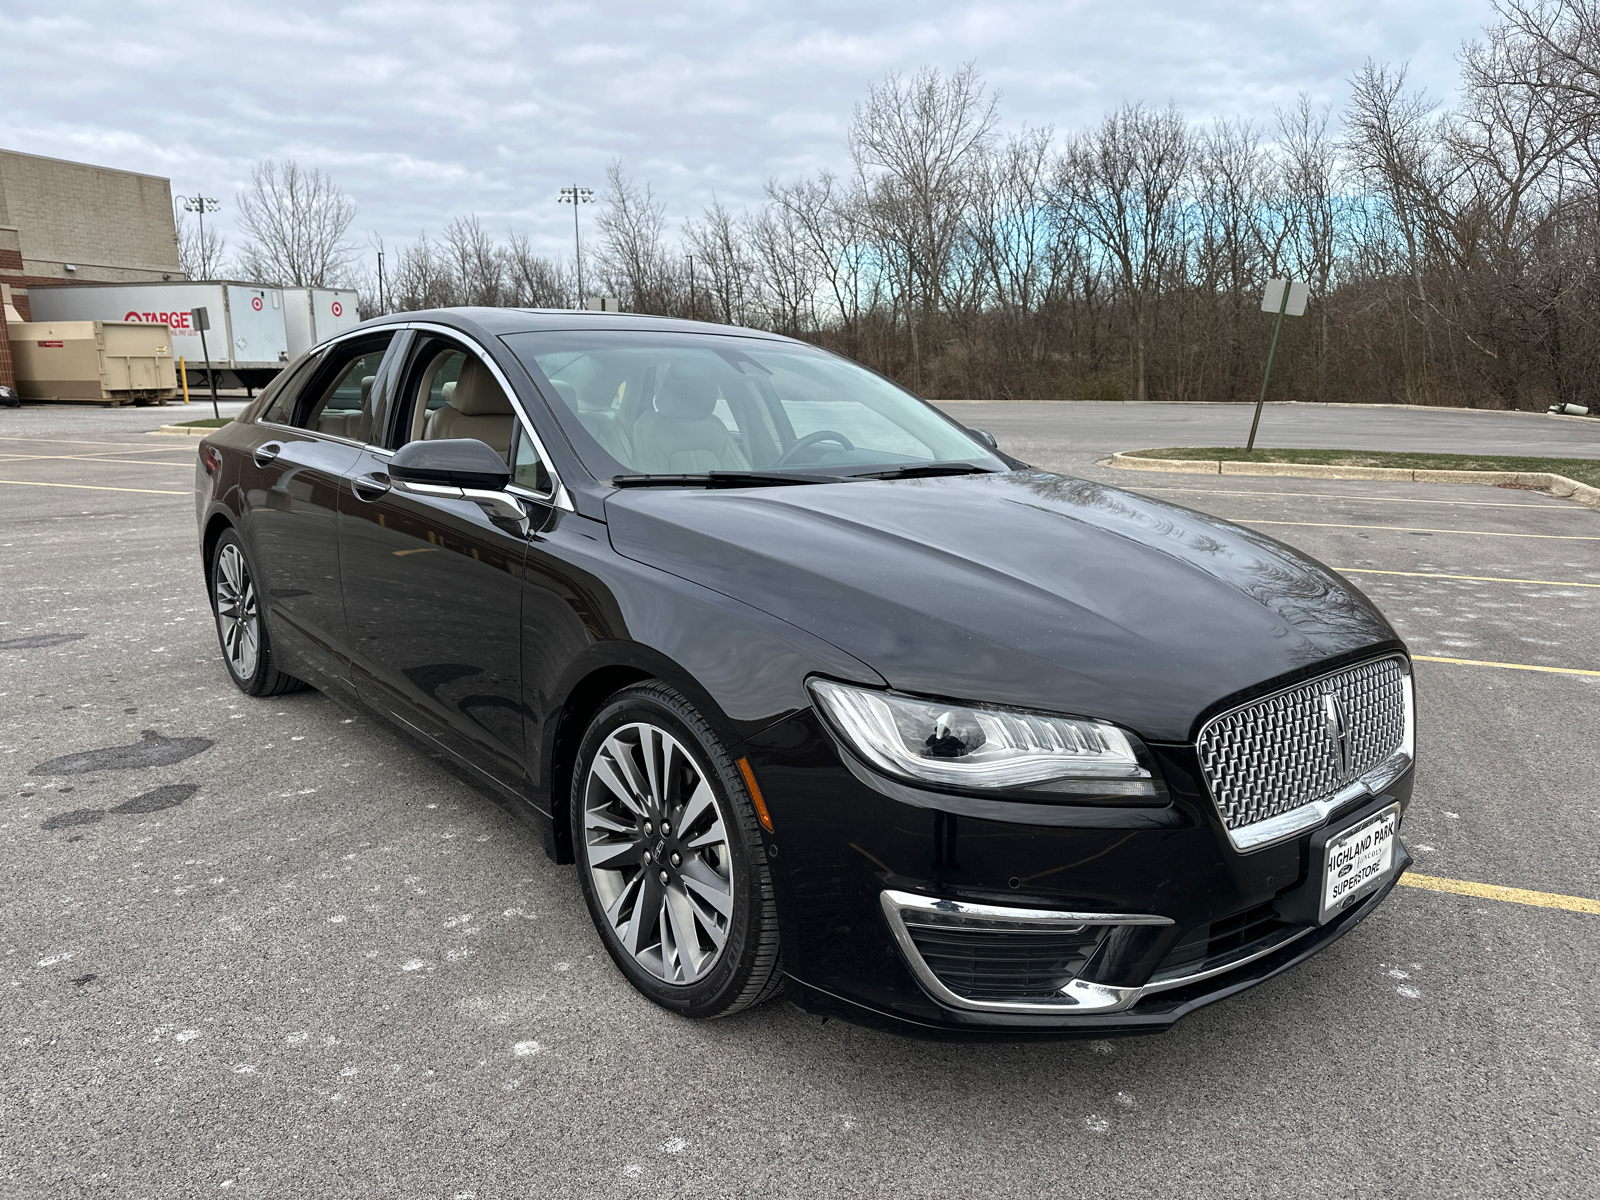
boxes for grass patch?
[1127,446,1600,489]
[168,417,232,428]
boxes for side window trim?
[396,321,572,511]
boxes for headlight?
[808,679,1158,796]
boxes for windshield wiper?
[848,463,1000,481]
[611,471,839,489]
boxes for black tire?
[571,682,783,1018]
[209,529,308,697]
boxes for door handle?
[253,442,282,468]
[351,472,391,501]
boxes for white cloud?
[0,0,1494,266]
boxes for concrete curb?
[153,425,217,436]
[1106,452,1600,512]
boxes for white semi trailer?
[282,287,360,359]
[26,281,291,390]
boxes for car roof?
[353,306,806,344]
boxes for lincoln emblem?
[1321,691,1351,777]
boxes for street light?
[177,194,220,279]
[558,186,593,307]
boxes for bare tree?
[176,212,226,280]
[503,232,574,308]
[235,159,358,287]
[596,161,679,313]
[442,215,504,306]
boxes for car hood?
[604,471,1399,742]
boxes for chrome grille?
[1195,657,1408,833]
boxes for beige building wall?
[0,149,183,283]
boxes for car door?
[336,333,547,795]
[237,330,400,688]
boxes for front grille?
[1196,657,1408,834]
[902,923,1106,1001]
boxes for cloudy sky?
[1,0,1496,267]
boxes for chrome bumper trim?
[879,890,1171,1016]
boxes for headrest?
[441,380,456,402]
[655,362,725,420]
[449,358,513,416]
[551,380,584,410]
[359,375,375,408]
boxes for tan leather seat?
[316,374,375,438]
[631,367,748,473]
[423,358,514,457]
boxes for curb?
[153,425,217,436]
[1106,452,1600,512]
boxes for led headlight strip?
[808,678,1155,793]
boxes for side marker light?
[736,757,774,833]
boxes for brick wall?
[0,149,182,282]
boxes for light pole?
[558,186,593,307]
[177,194,220,278]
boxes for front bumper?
[741,710,1413,1040]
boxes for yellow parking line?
[1414,654,1600,677]
[1337,567,1600,589]
[1400,872,1600,915]
[0,478,186,496]
[1241,519,1600,541]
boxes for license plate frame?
[1319,803,1400,923]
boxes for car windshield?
[501,330,1004,479]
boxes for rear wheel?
[210,530,306,697]
[572,682,782,1018]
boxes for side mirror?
[968,427,999,452]
[389,438,511,491]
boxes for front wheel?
[210,530,307,697]
[572,682,782,1018]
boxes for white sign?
[1261,279,1310,317]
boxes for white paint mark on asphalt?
[1388,968,1410,979]
[329,915,347,924]
[231,1063,256,1074]
[36,953,74,967]
[340,1067,358,1077]
[663,1137,687,1154]
[443,914,473,928]
[1443,811,1460,819]
[552,962,572,972]
[1085,1115,1110,1133]
[400,959,427,971]
[1087,1041,1114,1055]
[1115,1091,1135,1108]
[1397,985,1422,999]
[286,1032,309,1045]
[175,1030,200,1042]
[512,1040,541,1057]
[622,1165,642,1179]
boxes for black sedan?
[194,308,1415,1038]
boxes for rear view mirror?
[389,438,511,491]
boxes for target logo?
[251,296,264,312]
[331,300,344,317]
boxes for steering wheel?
[776,430,855,466]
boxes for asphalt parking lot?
[3,400,1597,1198]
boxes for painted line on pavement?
[1414,654,1600,677]
[1337,567,1600,589]
[0,453,194,468]
[0,436,193,450]
[1239,519,1600,541]
[1133,484,1572,510]
[1400,872,1600,915]
[0,479,187,496]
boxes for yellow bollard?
[179,356,191,404]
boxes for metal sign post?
[1246,279,1309,451]
[192,306,221,420]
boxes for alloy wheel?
[214,543,260,681]
[582,722,735,985]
